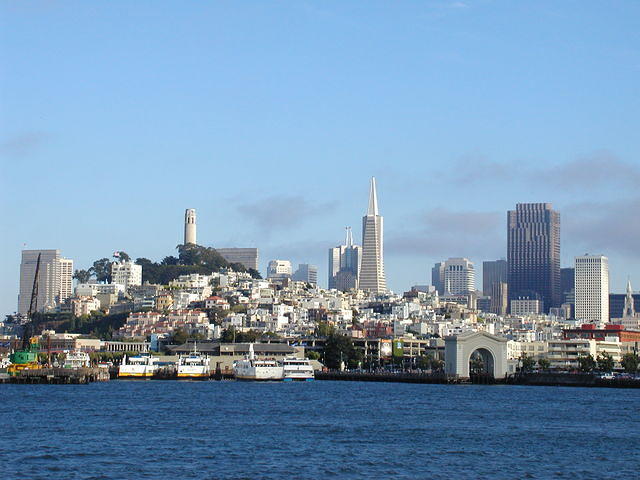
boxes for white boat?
[281,356,315,381]
[118,354,160,378]
[177,344,210,379]
[63,351,91,369]
[233,344,284,381]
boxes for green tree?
[92,258,113,283]
[596,352,615,372]
[306,351,321,360]
[538,358,551,370]
[315,321,334,337]
[323,333,362,370]
[431,358,444,372]
[172,328,189,345]
[115,251,131,262]
[161,256,179,265]
[621,353,640,373]
[417,355,432,370]
[73,269,93,284]
[520,354,536,372]
[577,354,596,372]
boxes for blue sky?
[1,1,639,316]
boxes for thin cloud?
[0,132,49,157]
[236,195,338,233]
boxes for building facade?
[359,177,386,294]
[292,264,318,285]
[482,259,507,297]
[443,258,475,295]
[328,227,361,291]
[216,248,259,271]
[575,255,609,323]
[18,249,73,315]
[267,260,292,280]
[431,262,445,295]
[111,261,143,290]
[507,203,561,313]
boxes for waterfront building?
[443,258,475,295]
[184,208,197,245]
[267,260,292,280]
[111,261,142,290]
[328,227,361,291]
[507,203,561,313]
[359,177,386,294]
[216,248,259,271]
[18,249,73,315]
[482,259,507,297]
[431,262,445,295]
[293,264,318,285]
[574,255,609,324]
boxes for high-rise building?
[560,267,575,305]
[111,261,143,290]
[216,248,259,271]
[184,208,197,245]
[575,254,609,323]
[443,257,475,294]
[292,264,318,285]
[431,262,445,295]
[18,249,73,315]
[490,282,508,316]
[482,259,507,296]
[359,177,386,294]
[328,227,361,291]
[267,260,292,280]
[507,203,561,313]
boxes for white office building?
[267,260,292,280]
[18,249,73,315]
[443,257,475,295]
[575,254,609,323]
[111,261,142,289]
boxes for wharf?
[315,371,459,384]
[2,367,110,384]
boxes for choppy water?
[1,381,639,479]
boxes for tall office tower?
[490,282,508,316]
[184,208,197,245]
[293,264,318,285]
[482,259,507,296]
[328,227,361,291]
[431,262,445,295]
[359,177,386,294]
[111,261,143,290]
[18,250,73,315]
[59,258,74,303]
[507,203,561,313]
[560,267,575,303]
[267,260,292,280]
[216,248,259,271]
[623,279,636,318]
[575,254,609,323]
[443,257,475,294]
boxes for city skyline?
[2,2,640,315]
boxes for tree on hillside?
[538,358,551,370]
[92,258,113,283]
[73,269,93,284]
[621,353,639,373]
[161,256,179,265]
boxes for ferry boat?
[177,345,210,379]
[233,344,284,381]
[118,354,160,378]
[281,357,315,381]
[63,351,91,369]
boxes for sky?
[1,1,639,316]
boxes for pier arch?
[444,331,508,379]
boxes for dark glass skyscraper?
[507,203,560,313]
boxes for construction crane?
[22,252,41,350]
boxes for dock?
[1,368,110,384]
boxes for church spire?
[345,226,353,247]
[367,177,379,216]
[624,278,635,318]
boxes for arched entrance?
[469,348,495,377]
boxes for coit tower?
[184,208,197,245]
[359,177,386,294]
